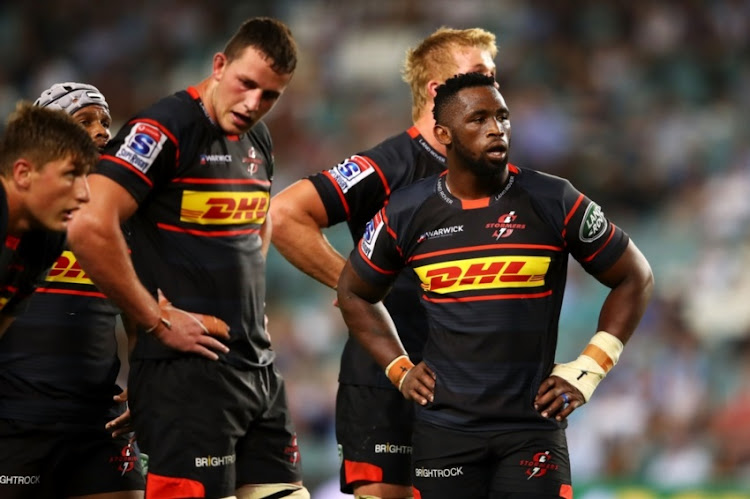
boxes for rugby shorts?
[412,421,572,499]
[336,383,414,493]
[0,418,144,498]
[129,357,302,498]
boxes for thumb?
[157,288,171,308]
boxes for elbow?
[641,264,655,301]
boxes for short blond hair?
[402,27,497,122]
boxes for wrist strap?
[385,355,414,390]
[144,316,171,334]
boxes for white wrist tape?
[551,331,624,402]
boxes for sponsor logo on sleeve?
[360,212,385,259]
[115,122,168,173]
[579,202,608,242]
[329,155,375,193]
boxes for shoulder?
[386,174,437,215]
[128,91,201,137]
[514,165,573,197]
[246,120,272,148]
[365,130,422,165]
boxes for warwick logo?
[417,225,464,243]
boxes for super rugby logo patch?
[579,202,607,242]
[329,155,375,193]
[115,122,168,173]
[360,211,385,259]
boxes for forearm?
[339,293,407,369]
[596,247,654,345]
[272,212,345,289]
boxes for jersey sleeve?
[559,181,629,274]
[348,207,404,287]
[94,104,181,204]
[308,141,403,228]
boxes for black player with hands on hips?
[67,17,309,499]
[337,73,654,498]
[271,27,497,499]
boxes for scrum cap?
[34,82,109,116]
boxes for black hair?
[433,72,497,124]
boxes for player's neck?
[193,77,218,124]
[413,112,445,156]
[0,178,30,236]
[445,167,509,200]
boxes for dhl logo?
[180,191,269,225]
[46,251,94,285]
[414,255,550,294]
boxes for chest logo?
[414,255,550,294]
[180,191,269,225]
[485,211,527,240]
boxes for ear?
[12,158,33,189]
[212,52,228,80]
[426,80,442,101]
[434,124,451,147]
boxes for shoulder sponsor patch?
[360,212,385,259]
[329,155,375,193]
[579,202,608,242]
[115,122,168,173]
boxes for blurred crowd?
[2,0,750,493]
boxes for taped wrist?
[551,331,623,402]
[144,315,171,334]
[385,355,414,391]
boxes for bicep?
[594,240,652,289]
[271,179,329,228]
[338,260,392,304]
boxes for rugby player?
[271,27,498,499]
[337,72,654,498]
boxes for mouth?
[232,111,254,128]
[63,208,79,221]
[486,142,508,159]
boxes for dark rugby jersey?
[309,127,446,387]
[0,186,65,316]
[0,247,123,427]
[95,87,273,369]
[350,166,629,431]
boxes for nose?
[75,175,91,204]
[93,122,111,141]
[243,89,263,112]
[488,117,504,136]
